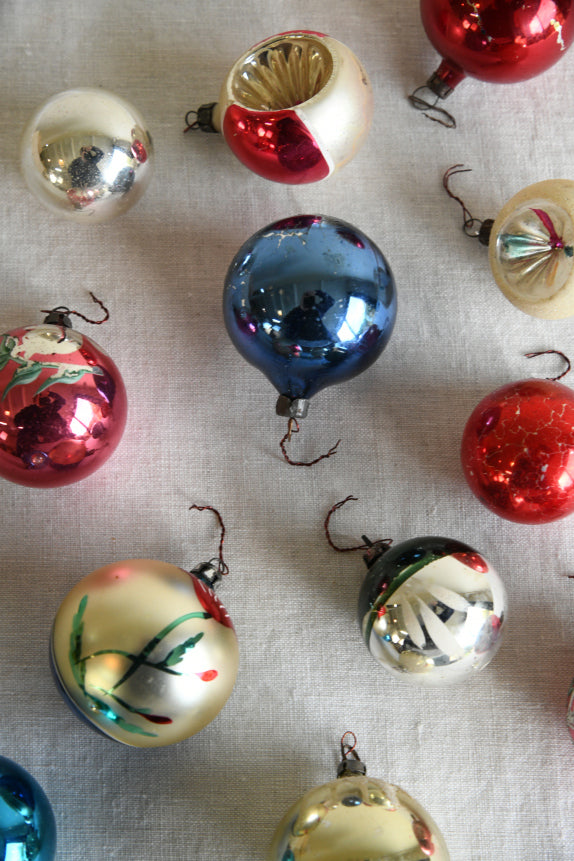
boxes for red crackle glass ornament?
[461,353,574,523]
[0,298,127,488]
[411,0,574,125]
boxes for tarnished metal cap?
[276,395,310,419]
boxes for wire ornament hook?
[189,504,230,577]
[525,349,571,381]
[443,164,494,243]
[408,86,456,129]
[280,418,341,467]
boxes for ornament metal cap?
[190,560,224,589]
[337,731,367,778]
[276,395,310,419]
[42,306,73,328]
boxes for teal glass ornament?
[0,756,56,861]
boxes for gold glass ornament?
[267,733,450,860]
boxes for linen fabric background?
[1,1,573,859]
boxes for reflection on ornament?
[21,88,153,222]
[461,368,574,524]
[326,497,506,685]
[358,535,506,685]
[267,733,450,860]
[0,755,56,861]
[444,167,574,319]
[51,508,239,747]
[223,215,397,425]
[411,0,574,124]
[0,300,127,488]
[187,31,372,183]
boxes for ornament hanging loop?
[408,86,456,129]
[184,103,218,134]
[443,164,494,244]
[337,731,367,777]
[42,291,110,327]
[525,349,571,381]
[280,418,341,467]
[324,495,392,564]
[189,504,230,586]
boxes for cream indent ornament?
[50,507,239,748]
[444,166,574,319]
[267,733,450,860]
[185,31,372,184]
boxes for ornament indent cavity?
[489,180,574,318]
[461,378,574,523]
[267,774,450,860]
[21,88,153,222]
[0,324,127,488]
[0,756,57,861]
[216,32,373,183]
[50,559,239,747]
[358,537,506,685]
[223,215,396,408]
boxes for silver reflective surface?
[21,88,153,222]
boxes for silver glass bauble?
[21,88,153,222]
[358,536,506,686]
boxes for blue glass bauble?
[0,756,56,861]
[223,215,397,414]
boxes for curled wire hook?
[525,349,571,382]
[324,495,392,556]
[279,418,341,467]
[184,109,200,133]
[443,164,494,243]
[408,86,456,129]
[340,731,360,761]
[41,291,110,325]
[189,504,229,576]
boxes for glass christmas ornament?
[50,539,239,747]
[223,215,397,423]
[21,87,153,222]
[187,31,372,184]
[445,167,574,319]
[411,0,574,123]
[0,303,127,488]
[267,733,450,860]
[0,755,56,861]
[325,497,506,685]
[461,373,574,524]
[358,535,506,685]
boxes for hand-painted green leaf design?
[86,691,157,737]
[69,595,88,690]
[0,334,17,371]
[1,362,44,400]
[34,365,104,396]
[161,632,205,668]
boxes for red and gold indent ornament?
[190,31,373,184]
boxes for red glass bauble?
[420,0,574,95]
[0,323,127,488]
[461,378,574,524]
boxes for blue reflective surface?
[223,215,397,404]
[0,756,56,861]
